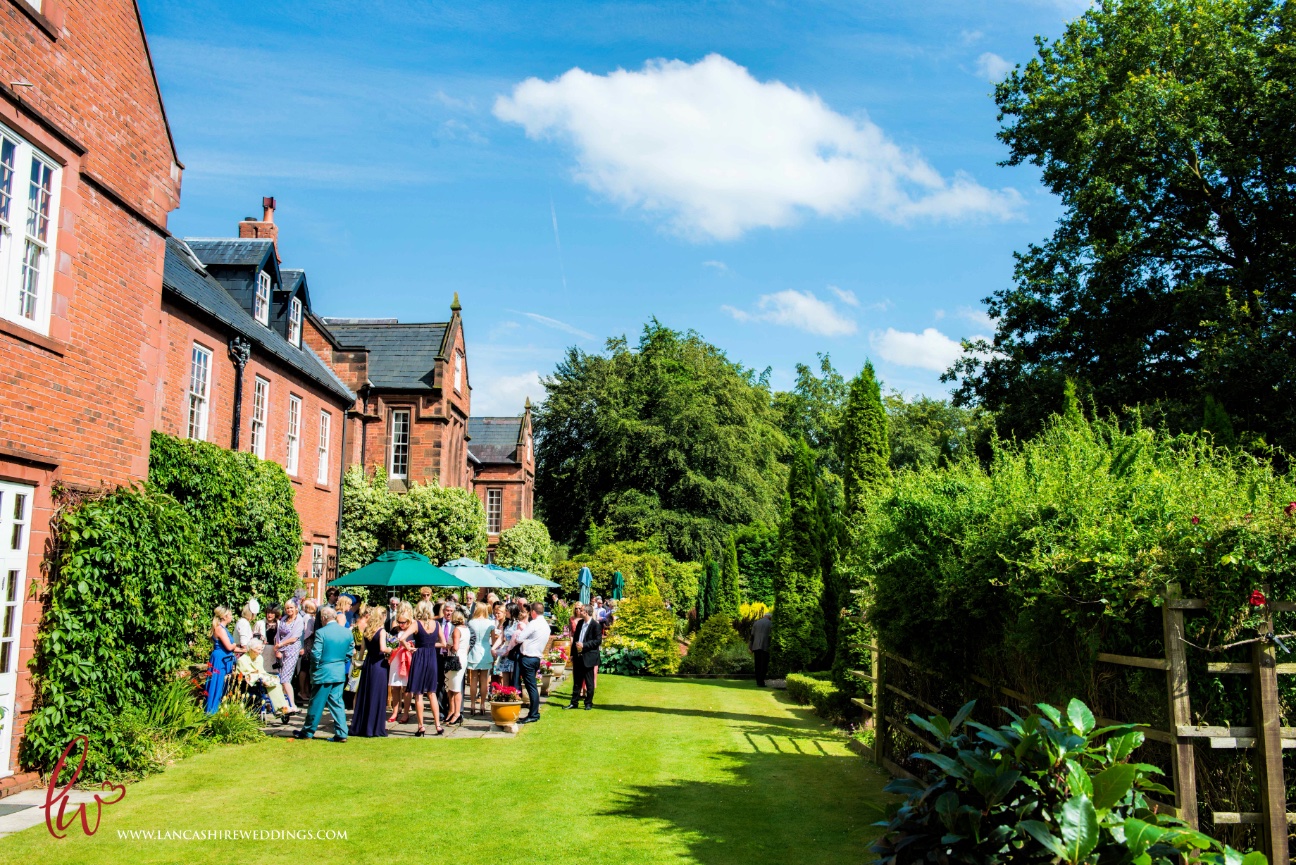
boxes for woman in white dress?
[387,601,416,724]
[443,611,470,725]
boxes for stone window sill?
[0,316,64,356]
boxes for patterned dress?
[275,614,305,690]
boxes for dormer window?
[454,351,464,394]
[253,270,271,325]
[288,296,302,346]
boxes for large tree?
[949,0,1296,450]
[534,321,788,561]
[838,363,890,516]
[772,353,848,475]
[771,438,828,673]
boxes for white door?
[0,481,32,778]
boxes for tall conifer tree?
[771,438,828,673]
[838,362,890,518]
[721,534,740,618]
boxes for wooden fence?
[851,585,1295,865]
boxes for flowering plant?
[489,684,521,703]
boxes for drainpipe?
[228,337,251,450]
[335,395,348,568]
[359,383,371,468]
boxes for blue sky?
[140,0,1088,415]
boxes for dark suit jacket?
[570,617,602,666]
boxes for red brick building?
[0,0,183,780]
[157,205,355,599]
[468,402,536,556]
[315,306,473,492]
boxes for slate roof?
[184,238,276,268]
[467,417,523,464]
[162,239,354,403]
[322,321,449,391]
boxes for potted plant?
[540,660,555,695]
[489,683,522,726]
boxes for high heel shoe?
[415,727,425,737]
[434,725,445,735]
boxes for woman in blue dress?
[352,607,393,737]
[205,606,241,714]
[407,601,442,736]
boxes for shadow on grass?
[604,749,890,865]
[592,702,816,729]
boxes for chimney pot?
[262,196,276,223]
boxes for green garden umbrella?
[329,550,470,588]
[492,565,560,589]
[441,557,512,588]
[611,571,625,600]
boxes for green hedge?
[148,432,301,612]
[785,671,852,722]
[679,614,753,674]
[494,519,554,577]
[21,488,203,780]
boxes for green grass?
[2,676,892,865]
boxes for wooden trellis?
[852,585,1295,865]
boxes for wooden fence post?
[872,643,889,767]
[1252,592,1289,865]
[1163,582,1199,830]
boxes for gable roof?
[184,238,277,269]
[322,321,449,391]
[162,238,354,404]
[468,417,525,464]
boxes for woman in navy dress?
[205,606,241,714]
[407,601,443,736]
[352,607,393,737]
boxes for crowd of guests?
[205,586,618,741]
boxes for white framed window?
[253,270,271,325]
[22,1,43,14]
[187,343,212,441]
[286,394,301,474]
[250,376,269,459]
[317,410,331,485]
[0,125,60,335]
[389,409,410,479]
[487,488,503,534]
[288,296,302,346]
[311,543,325,582]
[526,433,533,463]
[454,351,464,394]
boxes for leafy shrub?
[337,466,488,581]
[607,595,680,675]
[680,615,745,673]
[22,488,203,780]
[785,671,851,721]
[203,694,264,745]
[552,602,573,636]
[872,698,1264,865]
[735,601,772,641]
[708,641,755,674]
[495,519,554,577]
[148,431,301,612]
[553,540,697,610]
[600,641,649,675]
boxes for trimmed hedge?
[785,671,852,722]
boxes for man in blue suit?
[294,605,354,742]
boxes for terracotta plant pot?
[491,701,522,725]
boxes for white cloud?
[518,311,595,340]
[494,54,1021,241]
[828,284,859,307]
[702,260,729,272]
[724,289,857,337]
[473,370,543,416]
[872,327,970,372]
[975,52,1014,82]
[957,306,996,330]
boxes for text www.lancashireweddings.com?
[114,829,349,842]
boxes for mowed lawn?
[1,676,891,865]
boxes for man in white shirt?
[514,602,551,724]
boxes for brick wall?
[0,0,180,776]
[158,299,349,599]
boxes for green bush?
[872,698,1264,865]
[22,488,203,780]
[495,519,554,577]
[708,641,755,674]
[608,595,680,675]
[679,614,745,673]
[148,432,301,612]
[553,540,697,610]
[338,465,397,574]
[785,671,851,721]
[600,643,649,675]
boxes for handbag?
[443,653,462,673]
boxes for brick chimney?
[238,196,279,261]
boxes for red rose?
[1191,516,1200,525]
[1250,590,1268,607]
[1286,502,1296,516]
